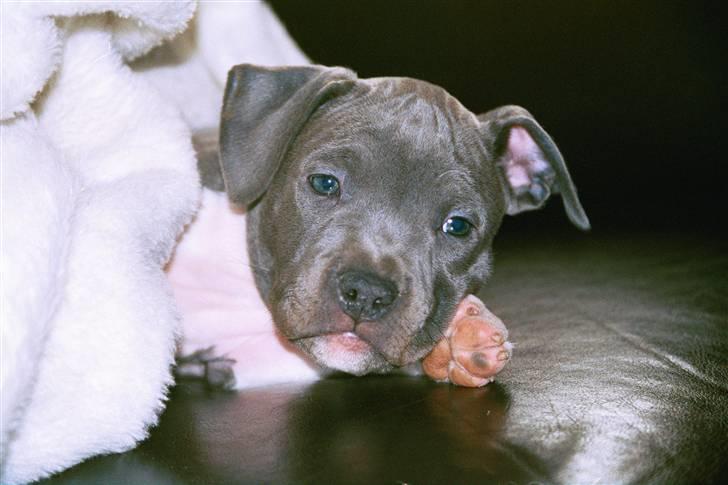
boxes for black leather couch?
[41,229,728,484]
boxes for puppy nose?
[337,271,398,321]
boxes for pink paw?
[422,295,512,387]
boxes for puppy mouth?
[292,331,373,354]
[276,272,432,373]
[290,330,393,376]
[283,303,405,374]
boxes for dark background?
[269,0,725,236]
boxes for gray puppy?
[182,64,588,388]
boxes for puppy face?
[218,65,589,375]
[250,79,504,374]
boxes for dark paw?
[175,347,237,391]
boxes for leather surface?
[39,233,728,484]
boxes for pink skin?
[169,190,511,389]
[167,190,321,389]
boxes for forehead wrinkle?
[293,125,377,172]
[300,143,360,169]
[319,78,464,155]
[367,90,455,158]
[294,78,490,211]
[436,168,476,190]
[369,78,479,148]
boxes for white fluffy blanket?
[0,2,305,483]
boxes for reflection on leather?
[40,234,728,484]
[285,378,535,484]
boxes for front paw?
[175,346,237,390]
[422,295,512,387]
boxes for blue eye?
[442,216,472,237]
[309,174,340,196]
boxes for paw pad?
[422,295,511,387]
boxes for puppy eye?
[442,216,472,237]
[308,174,340,196]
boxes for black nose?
[337,271,398,321]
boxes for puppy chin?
[294,333,393,376]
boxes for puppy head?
[218,64,589,375]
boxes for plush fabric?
[0,2,304,483]
[0,3,198,482]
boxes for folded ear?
[219,64,357,206]
[478,105,590,230]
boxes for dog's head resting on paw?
[216,64,589,375]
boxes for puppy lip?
[282,308,420,368]
[294,330,379,352]
[289,330,364,343]
[328,332,372,353]
[287,324,356,341]
[284,307,356,341]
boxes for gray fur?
[212,64,589,375]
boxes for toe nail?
[466,306,480,316]
[492,333,504,344]
[497,350,509,361]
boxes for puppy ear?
[219,64,357,206]
[478,105,590,230]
